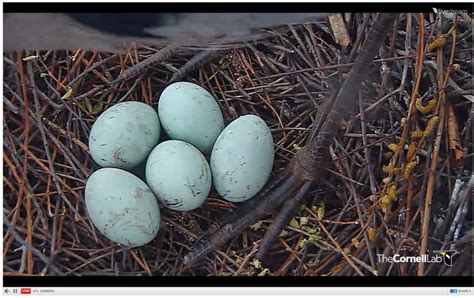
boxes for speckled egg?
[158,82,224,154]
[89,101,160,170]
[85,168,161,247]
[210,115,274,202]
[145,140,212,211]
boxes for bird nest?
[3,13,473,276]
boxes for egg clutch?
[85,82,275,247]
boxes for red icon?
[20,288,31,294]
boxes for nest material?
[3,13,473,276]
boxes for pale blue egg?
[158,82,224,154]
[146,140,212,211]
[210,115,274,202]
[85,168,161,247]
[89,101,160,169]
